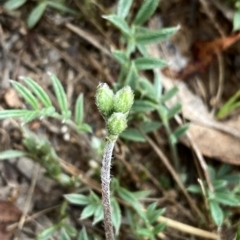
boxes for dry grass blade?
[14,165,40,240]
[157,216,218,239]
[142,131,206,221]
[65,23,112,57]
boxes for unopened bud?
[107,112,127,136]
[95,83,114,117]
[114,86,134,114]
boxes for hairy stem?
[101,140,115,240]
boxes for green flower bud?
[95,83,114,117]
[114,86,134,114]
[107,112,127,136]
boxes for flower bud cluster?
[95,83,134,137]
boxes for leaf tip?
[9,79,15,84]
[47,71,53,76]
[102,15,108,19]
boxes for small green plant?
[0,0,185,238]
[0,73,91,132]
[105,0,188,170]
[95,83,134,240]
[216,89,240,119]
[188,164,240,227]
[4,0,77,28]
[65,179,166,240]
[0,73,91,187]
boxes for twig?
[158,216,218,239]
[211,53,224,115]
[198,0,226,37]
[65,23,112,57]
[13,164,40,240]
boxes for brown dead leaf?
[0,200,21,240]
[163,32,240,80]
[4,89,22,108]
[183,122,240,164]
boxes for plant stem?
[165,122,180,171]
[101,140,115,240]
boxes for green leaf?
[135,26,179,45]
[157,105,168,120]
[208,166,216,181]
[125,62,138,89]
[137,44,148,57]
[167,103,182,119]
[48,73,71,119]
[77,228,89,240]
[132,190,151,199]
[172,123,189,142]
[22,77,52,108]
[121,121,162,142]
[27,2,47,29]
[147,202,157,213]
[216,89,240,119]
[104,14,131,36]
[117,0,133,19]
[47,2,77,15]
[111,198,121,235]
[112,50,128,65]
[126,40,136,56]
[120,128,146,142]
[92,204,104,225]
[216,164,231,178]
[23,111,40,123]
[132,100,156,112]
[4,0,27,10]
[153,70,162,100]
[146,203,165,223]
[236,223,240,240]
[0,109,32,119]
[64,194,89,205]
[209,201,224,227]
[80,204,97,220]
[234,11,240,31]
[63,225,77,237]
[11,81,39,110]
[0,150,27,160]
[160,86,178,103]
[124,62,137,87]
[77,123,92,133]
[37,225,59,240]
[212,180,227,190]
[213,192,240,206]
[139,77,155,98]
[89,191,100,203]
[133,0,158,25]
[222,174,240,183]
[60,228,71,240]
[150,208,165,223]
[140,121,162,133]
[134,57,167,70]
[187,185,202,194]
[153,222,167,234]
[117,187,141,211]
[40,106,55,118]
[75,94,84,127]
[136,228,153,237]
